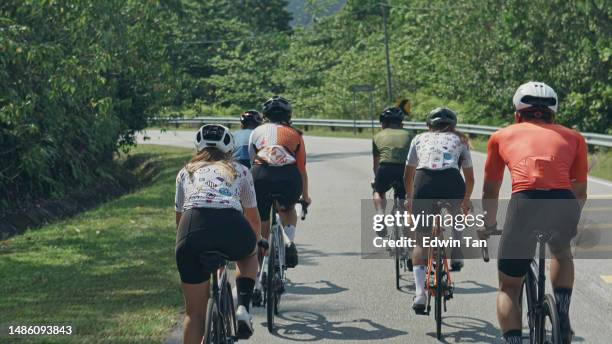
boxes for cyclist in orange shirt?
[482,82,588,344]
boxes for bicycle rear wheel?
[266,234,277,333]
[525,263,538,343]
[435,246,443,340]
[539,294,561,344]
[222,281,236,341]
[394,226,401,290]
[204,298,221,344]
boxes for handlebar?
[478,227,503,262]
[298,199,309,220]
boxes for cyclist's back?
[373,128,412,164]
[250,96,310,269]
[233,110,263,168]
[485,122,587,192]
[482,81,588,344]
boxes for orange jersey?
[249,123,306,172]
[484,122,588,193]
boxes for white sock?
[414,265,426,296]
[284,225,296,243]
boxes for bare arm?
[243,207,262,240]
[373,154,380,175]
[300,169,310,204]
[460,167,475,213]
[175,212,182,229]
[404,165,416,211]
[571,181,587,210]
[482,181,502,227]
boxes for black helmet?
[240,110,263,127]
[379,106,405,124]
[262,96,292,123]
[426,107,457,129]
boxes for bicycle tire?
[435,246,443,340]
[394,227,401,290]
[223,281,236,340]
[525,263,538,343]
[266,234,276,333]
[204,298,220,344]
[540,294,561,344]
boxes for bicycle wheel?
[539,294,561,344]
[435,246,443,340]
[266,234,276,333]
[222,281,236,341]
[394,227,401,290]
[525,263,538,343]
[204,298,221,344]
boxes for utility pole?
[381,2,393,103]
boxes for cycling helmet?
[426,107,457,128]
[379,106,405,124]
[262,96,292,122]
[240,110,263,127]
[513,81,558,113]
[194,124,234,153]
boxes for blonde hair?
[186,148,237,181]
[431,124,472,149]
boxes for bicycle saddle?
[199,251,229,272]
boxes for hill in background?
[287,0,346,27]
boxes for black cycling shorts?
[411,168,466,232]
[374,163,406,200]
[175,208,256,284]
[498,189,581,278]
[252,164,302,221]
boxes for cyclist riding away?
[372,106,412,235]
[233,110,263,168]
[175,124,262,343]
[482,81,588,344]
[249,96,311,268]
[404,107,475,313]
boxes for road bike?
[257,198,308,333]
[481,229,562,343]
[390,196,412,290]
[201,252,238,344]
[422,201,455,340]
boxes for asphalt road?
[140,129,612,344]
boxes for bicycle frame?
[526,235,555,344]
[481,230,561,344]
[425,207,453,301]
[259,202,286,294]
[204,258,237,344]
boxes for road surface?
[140,129,612,344]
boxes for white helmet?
[194,124,234,153]
[512,81,558,113]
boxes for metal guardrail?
[151,117,612,147]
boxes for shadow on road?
[428,316,501,343]
[453,280,497,295]
[298,245,361,267]
[265,310,408,342]
[286,280,348,296]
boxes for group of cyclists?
[372,81,586,344]
[174,96,310,344]
[173,81,587,344]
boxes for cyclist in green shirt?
[372,106,413,236]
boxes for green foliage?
[275,0,611,131]
[0,0,293,211]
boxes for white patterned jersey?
[175,162,257,212]
[406,131,473,170]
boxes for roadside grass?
[0,145,191,344]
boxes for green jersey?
[373,128,413,164]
